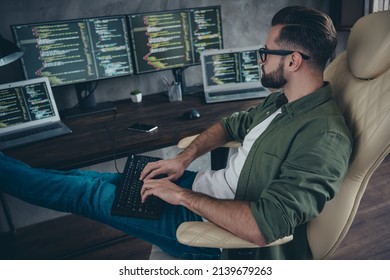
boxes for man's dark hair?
[271,6,337,71]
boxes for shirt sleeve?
[250,130,352,243]
[220,106,257,142]
[220,93,279,142]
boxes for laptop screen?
[201,46,270,103]
[0,77,60,134]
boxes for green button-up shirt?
[220,83,352,259]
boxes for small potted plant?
[130,89,142,103]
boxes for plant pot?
[130,93,142,103]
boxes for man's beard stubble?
[261,58,287,89]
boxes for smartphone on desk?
[127,123,158,133]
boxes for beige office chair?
[151,11,390,260]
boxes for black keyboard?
[111,155,164,219]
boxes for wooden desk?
[4,92,261,170]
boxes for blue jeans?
[0,152,221,259]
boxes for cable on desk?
[103,110,122,174]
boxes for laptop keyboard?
[111,155,165,219]
[0,123,62,142]
[209,87,266,97]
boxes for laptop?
[201,46,271,103]
[0,77,72,149]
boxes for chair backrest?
[307,11,390,259]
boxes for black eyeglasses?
[258,47,310,63]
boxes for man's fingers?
[140,161,162,180]
[141,179,152,202]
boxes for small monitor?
[0,77,60,131]
[201,46,271,103]
[0,77,72,149]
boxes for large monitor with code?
[11,15,134,117]
[128,6,223,74]
[11,15,134,87]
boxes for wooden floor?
[1,156,389,260]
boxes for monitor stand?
[61,82,117,119]
[172,67,203,96]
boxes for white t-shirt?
[192,108,281,199]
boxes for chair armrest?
[178,134,241,149]
[176,221,293,249]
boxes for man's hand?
[139,157,187,181]
[141,176,267,247]
[141,178,187,205]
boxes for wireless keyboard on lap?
[111,155,164,219]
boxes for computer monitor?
[11,15,134,117]
[128,6,223,93]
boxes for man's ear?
[287,52,302,70]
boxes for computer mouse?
[183,108,201,120]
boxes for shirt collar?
[274,82,332,118]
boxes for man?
[0,6,352,260]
